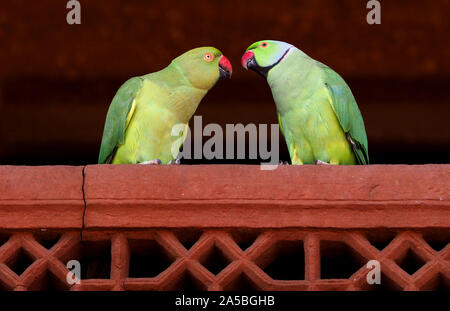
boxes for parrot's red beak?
[241,50,255,70]
[219,55,232,79]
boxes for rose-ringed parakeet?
[98,47,232,164]
[241,40,368,165]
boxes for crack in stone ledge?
[81,165,87,240]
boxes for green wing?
[277,112,285,137]
[98,77,143,164]
[321,66,369,164]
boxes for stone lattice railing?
[0,165,448,290]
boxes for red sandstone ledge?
[0,165,449,231]
[0,166,84,229]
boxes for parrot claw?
[279,161,290,165]
[168,159,181,165]
[314,160,330,165]
[139,159,162,165]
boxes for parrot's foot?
[314,160,331,165]
[279,161,290,165]
[168,159,181,165]
[139,159,162,165]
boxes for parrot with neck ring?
[241,40,368,165]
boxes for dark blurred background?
[0,0,449,165]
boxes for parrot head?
[173,47,232,90]
[241,40,293,78]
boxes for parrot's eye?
[203,52,214,62]
[260,42,269,48]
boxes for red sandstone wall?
[0,165,448,291]
[1,0,449,78]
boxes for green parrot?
[98,47,232,164]
[241,40,369,165]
